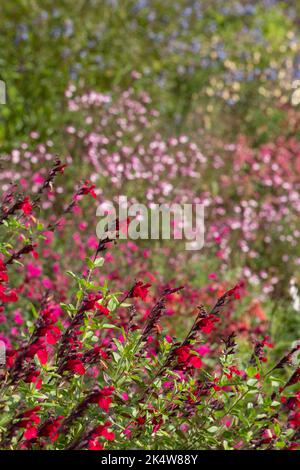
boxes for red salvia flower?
[227,281,245,300]
[225,365,243,379]
[262,336,274,349]
[0,285,18,303]
[36,348,48,365]
[6,349,18,368]
[188,355,203,368]
[83,292,103,311]
[96,304,110,316]
[19,197,33,215]
[175,346,203,369]
[16,407,41,436]
[198,314,220,334]
[25,370,42,390]
[26,339,48,365]
[77,181,97,199]
[24,426,38,440]
[90,386,115,412]
[39,324,61,345]
[92,423,115,441]
[88,439,103,450]
[289,411,300,429]
[38,416,64,442]
[131,281,151,301]
[136,416,146,426]
[0,259,8,283]
[65,359,85,376]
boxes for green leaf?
[108,297,118,312]
[112,351,121,363]
[94,257,104,267]
[207,426,219,433]
[246,366,258,378]
[271,401,281,407]
[102,323,120,330]
[247,378,258,387]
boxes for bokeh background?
[1,0,300,350]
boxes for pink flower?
[196,345,210,356]
[13,311,24,325]
[42,277,53,289]
[32,173,44,184]
[221,416,233,428]
[26,263,42,279]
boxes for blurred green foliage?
[0,0,299,150]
